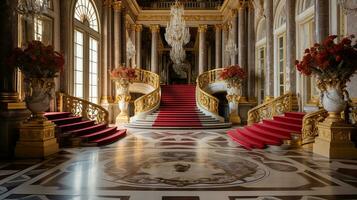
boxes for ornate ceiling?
[136,0,224,10]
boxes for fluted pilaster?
[135,25,143,68]
[198,25,208,75]
[214,24,222,69]
[265,0,274,99]
[150,25,160,74]
[286,0,296,93]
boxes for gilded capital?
[198,25,208,33]
[135,24,143,32]
[103,0,112,7]
[112,0,122,11]
[150,24,160,33]
[214,24,222,31]
[222,23,230,31]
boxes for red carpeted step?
[44,112,72,120]
[90,129,127,146]
[227,130,254,150]
[256,123,297,136]
[80,127,117,141]
[246,126,290,140]
[238,128,281,145]
[67,123,107,137]
[58,120,95,132]
[262,119,302,132]
[51,116,82,126]
[273,116,302,125]
[284,112,306,119]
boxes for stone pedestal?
[313,114,357,159]
[15,119,59,158]
[226,85,242,125]
[115,80,131,124]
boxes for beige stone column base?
[15,119,59,158]
[116,114,130,124]
[230,113,241,125]
[313,116,357,159]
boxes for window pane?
[89,37,98,104]
[74,30,84,98]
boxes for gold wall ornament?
[247,93,293,125]
[57,93,109,124]
[112,0,122,11]
[301,109,329,145]
[135,24,143,32]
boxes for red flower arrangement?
[8,41,64,78]
[220,64,247,83]
[295,35,357,81]
[110,65,137,81]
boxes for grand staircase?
[45,112,126,147]
[228,112,305,150]
[128,85,231,129]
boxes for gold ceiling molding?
[137,15,223,22]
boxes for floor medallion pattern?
[0,129,356,200]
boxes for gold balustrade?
[196,68,224,115]
[247,93,294,125]
[301,109,329,145]
[57,93,109,124]
[132,69,161,115]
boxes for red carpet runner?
[228,112,305,150]
[45,112,126,146]
[153,85,202,127]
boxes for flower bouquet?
[110,65,137,82]
[220,64,247,87]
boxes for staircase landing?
[127,85,231,129]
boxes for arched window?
[73,0,100,103]
[296,0,319,106]
[274,1,287,96]
[255,18,266,103]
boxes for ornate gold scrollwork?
[247,93,293,125]
[196,69,224,115]
[57,93,109,124]
[301,109,329,145]
[133,69,161,115]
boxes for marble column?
[113,0,122,66]
[265,0,274,100]
[222,24,229,67]
[120,9,127,65]
[100,2,110,105]
[232,9,238,64]
[0,1,29,158]
[198,25,208,75]
[238,5,247,99]
[214,24,222,69]
[286,0,296,94]
[150,25,160,74]
[135,25,143,68]
[247,4,256,101]
[315,0,329,43]
[130,25,136,67]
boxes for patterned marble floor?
[1,129,357,200]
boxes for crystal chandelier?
[225,27,238,63]
[16,0,50,21]
[165,0,190,64]
[338,0,357,15]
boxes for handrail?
[196,68,224,115]
[247,93,293,125]
[57,93,109,124]
[132,69,161,115]
[301,108,328,145]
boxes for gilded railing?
[247,93,293,125]
[301,109,328,145]
[57,93,109,124]
[132,69,161,115]
[196,69,224,115]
